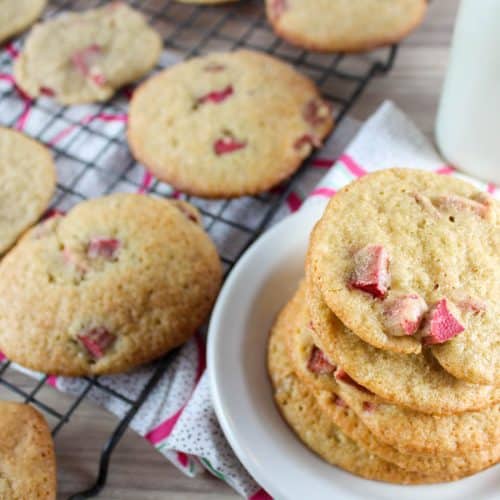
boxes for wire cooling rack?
[0,0,397,498]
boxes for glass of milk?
[435,0,500,184]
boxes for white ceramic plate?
[207,202,499,500]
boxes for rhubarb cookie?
[306,281,500,415]
[269,291,458,484]
[266,0,427,52]
[0,194,221,376]
[308,168,500,385]
[0,128,55,256]
[0,0,46,43]
[0,402,56,500]
[14,3,162,105]
[128,49,333,198]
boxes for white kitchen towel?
[1,36,497,499]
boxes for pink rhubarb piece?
[335,368,373,395]
[198,85,233,105]
[203,63,225,72]
[307,346,336,375]
[303,98,330,126]
[362,401,377,413]
[350,244,390,299]
[214,137,246,156]
[294,134,320,151]
[72,45,106,86]
[78,327,116,359]
[434,194,490,218]
[87,237,120,259]
[383,294,428,337]
[421,298,465,345]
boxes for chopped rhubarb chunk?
[307,346,336,375]
[43,208,64,220]
[172,201,200,224]
[203,63,225,72]
[421,298,465,345]
[350,245,390,299]
[269,0,288,19]
[335,368,373,394]
[87,237,120,260]
[294,134,320,153]
[72,45,106,86]
[78,327,116,359]
[214,136,246,155]
[40,86,55,97]
[383,294,428,337]
[303,99,330,127]
[362,401,377,413]
[334,395,348,408]
[198,85,233,105]
[433,194,489,218]
[91,73,106,86]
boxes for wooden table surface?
[0,1,459,499]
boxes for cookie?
[266,0,427,53]
[128,49,333,198]
[0,194,221,376]
[268,289,465,484]
[0,127,55,257]
[0,402,56,500]
[0,0,46,43]
[14,3,162,105]
[335,380,500,457]
[315,390,499,477]
[306,280,500,415]
[291,287,500,457]
[308,168,500,386]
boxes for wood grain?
[0,1,459,498]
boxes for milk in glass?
[435,0,500,183]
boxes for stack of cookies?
[268,168,499,484]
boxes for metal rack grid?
[0,0,397,498]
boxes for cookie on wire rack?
[0,401,57,500]
[0,194,222,376]
[0,0,46,43]
[0,127,55,257]
[128,49,333,199]
[14,3,162,105]
[266,0,427,52]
